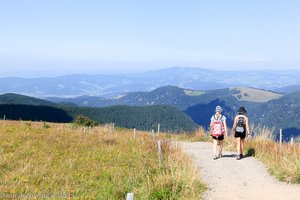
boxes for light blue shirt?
[211,115,226,124]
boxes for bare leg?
[240,138,245,155]
[219,140,223,156]
[236,137,242,159]
[236,138,241,155]
[213,139,218,157]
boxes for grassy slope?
[232,87,282,102]
[0,121,205,199]
[241,127,300,183]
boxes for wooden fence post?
[3,115,5,120]
[158,140,162,166]
[291,137,294,145]
[133,128,136,139]
[126,193,134,200]
[109,123,113,135]
[279,129,282,147]
[152,129,156,143]
[157,124,160,135]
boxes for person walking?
[210,105,228,160]
[232,106,250,160]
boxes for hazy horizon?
[1,1,299,77]
[1,66,300,79]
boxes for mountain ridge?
[1,67,299,97]
[1,86,300,138]
[0,93,55,106]
[47,85,299,139]
[47,85,282,109]
[0,93,197,133]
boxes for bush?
[43,122,51,129]
[73,115,98,127]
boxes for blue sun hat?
[215,105,223,113]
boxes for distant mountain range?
[1,67,300,97]
[47,85,283,109]
[2,84,300,138]
[1,66,300,138]
[274,84,300,94]
[47,85,300,140]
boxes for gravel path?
[179,142,300,200]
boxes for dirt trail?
[179,142,300,200]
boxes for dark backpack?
[236,116,246,133]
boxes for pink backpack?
[211,115,224,136]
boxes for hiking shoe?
[213,156,218,160]
[240,154,244,159]
[236,155,241,160]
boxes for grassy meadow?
[0,120,205,199]
[2,118,298,200]
[178,125,300,184]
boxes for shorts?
[212,135,224,140]
[234,131,246,139]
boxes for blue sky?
[0,0,299,77]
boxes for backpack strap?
[240,115,245,121]
[218,114,223,121]
[213,114,223,122]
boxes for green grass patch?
[0,121,205,199]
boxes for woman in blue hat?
[210,105,228,160]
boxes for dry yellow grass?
[206,125,300,184]
[165,127,209,142]
[0,120,205,199]
[244,127,300,183]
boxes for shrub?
[73,115,98,127]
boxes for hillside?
[247,91,300,139]
[2,87,300,138]
[62,104,198,133]
[47,95,104,107]
[232,87,282,102]
[0,93,55,106]
[47,85,296,135]
[105,86,297,139]
[185,94,300,140]
[274,84,300,94]
[47,85,208,109]
[48,86,280,110]
[0,94,198,133]
[0,104,72,122]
